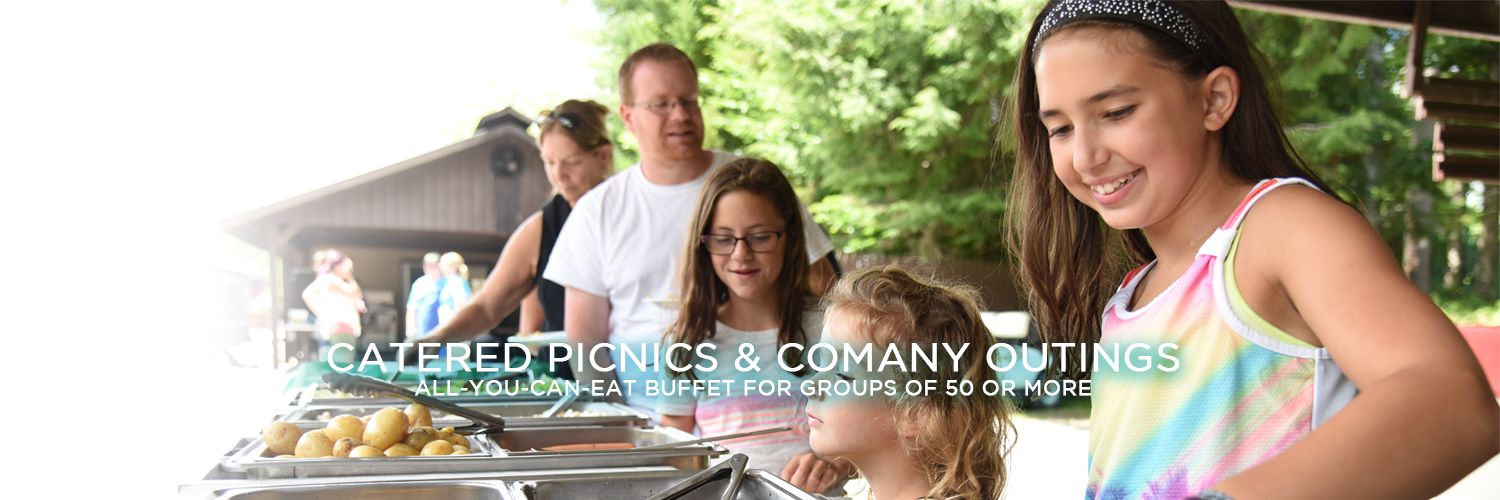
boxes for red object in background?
[1459,326,1499,397]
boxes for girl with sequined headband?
[1006,1,1497,499]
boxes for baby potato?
[402,427,438,450]
[349,445,384,458]
[294,430,334,458]
[362,408,410,450]
[332,437,366,458]
[443,433,470,447]
[360,415,371,425]
[433,425,470,446]
[262,421,303,456]
[274,454,294,458]
[384,443,419,457]
[420,440,454,456]
[451,445,470,455]
[405,403,433,430]
[324,414,364,442]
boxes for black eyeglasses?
[537,111,585,133]
[700,231,784,255]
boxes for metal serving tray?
[485,425,725,471]
[180,466,681,499]
[215,480,513,500]
[225,430,500,479]
[282,401,647,429]
[285,384,567,407]
[224,426,722,479]
[507,469,824,500]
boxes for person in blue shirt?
[437,252,471,325]
[404,252,445,339]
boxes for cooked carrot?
[537,441,636,450]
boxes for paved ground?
[1001,413,1092,498]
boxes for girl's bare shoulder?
[1238,183,1395,274]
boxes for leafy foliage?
[593,0,1038,260]
[591,1,1496,300]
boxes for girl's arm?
[782,453,851,494]
[660,414,695,433]
[1214,187,1498,500]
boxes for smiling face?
[707,190,786,303]
[540,129,609,202]
[1034,28,1218,230]
[806,308,900,461]
[620,60,705,165]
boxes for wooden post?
[1404,0,1430,99]
[262,222,301,368]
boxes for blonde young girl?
[808,265,1012,500]
[659,158,848,494]
[1008,1,1498,499]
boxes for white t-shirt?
[542,150,836,407]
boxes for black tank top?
[535,194,571,332]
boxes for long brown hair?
[666,158,812,377]
[822,265,1013,500]
[1004,0,1338,380]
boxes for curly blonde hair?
[822,265,1014,500]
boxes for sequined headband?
[1033,0,1216,67]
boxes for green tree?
[593,0,1037,261]
[590,1,1495,307]
[1235,10,1496,303]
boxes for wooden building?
[1235,0,1499,183]
[222,108,551,362]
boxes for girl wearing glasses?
[659,158,850,494]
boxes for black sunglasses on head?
[537,111,585,132]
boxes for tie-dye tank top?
[1085,178,1359,500]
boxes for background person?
[436,251,470,326]
[542,43,836,412]
[404,252,444,339]
[301,249,365,364]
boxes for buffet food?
[259,404,472,458]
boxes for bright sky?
[6,1,605,221]
[2,2,608,490]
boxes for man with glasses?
[543,43,835,413]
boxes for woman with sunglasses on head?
[407,100,613,359]
[658,158,850,495]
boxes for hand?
[355,299,367,313]
[402,340,427,366]
[781,452,848,493]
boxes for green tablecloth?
[285,357,546,392]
